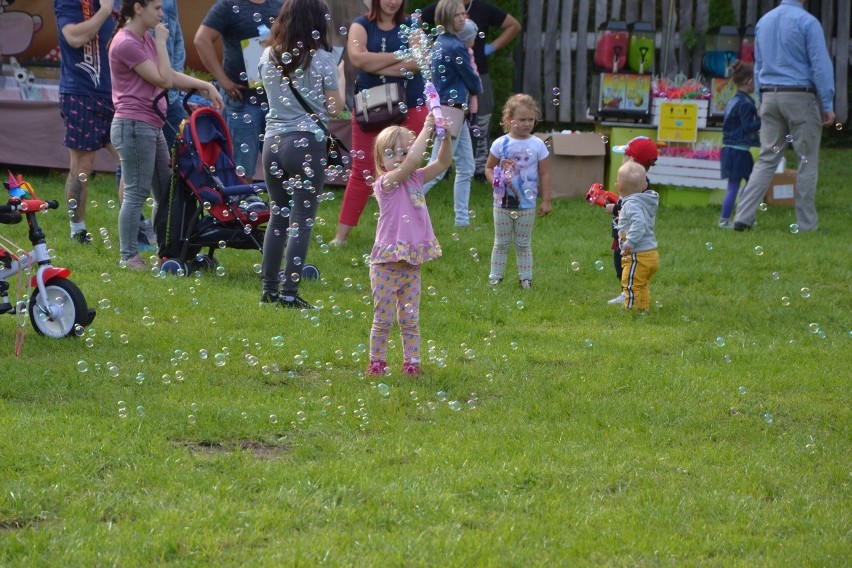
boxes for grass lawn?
[0,146,849,565]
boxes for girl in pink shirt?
[366,114,452,377]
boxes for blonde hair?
[373,125,414,176]
[500,94,541,133]
[617,160,648,195]
[435,0,463,32]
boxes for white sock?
[70,221,85,237]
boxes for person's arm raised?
[61,0,114,49]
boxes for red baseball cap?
[613,136,658,169]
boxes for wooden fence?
[520,0,850,125]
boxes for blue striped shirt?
[754,0,835,112]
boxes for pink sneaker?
[402,362,421,376]
[365,360,387,376]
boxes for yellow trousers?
[621,249,660,311]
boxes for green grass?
[0,149,850,565]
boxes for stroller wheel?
[190,254,218,273]
[301,264,320,281]
[160,259,189,276]
[279,264,320,283]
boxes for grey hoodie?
[618,190,659,253]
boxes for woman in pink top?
[108,0,221,270]
[366,114,452,377]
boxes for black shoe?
[733,222,751,232]
[259,291,280,307]
[72,229,91,244]
[473,173,487,183]
[280,293,315,310]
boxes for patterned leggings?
[370,261,421,364]
[490,207,535,281]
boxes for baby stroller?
[155,93,319,280]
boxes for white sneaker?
[718,218,734,229]
[608,292,625,305]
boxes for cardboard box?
[765,170,796,206]
[535,132,606,199]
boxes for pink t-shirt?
[109,28,167,128]
[370,169,441,266]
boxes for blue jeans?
[111,118,169,260]
[223,90,265,179]
[422,121,474,226]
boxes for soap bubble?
[715,336,725,347]
[780,296,791,306]
[214,353,226,366]
[800,287,811,298]
[594,260,604,271]
[76,360,88,373]
[705,242,713,251]
[789,223,799,234]
[763,412,773,424]
[269,414,278,424]
[738,386,747,395]
[771,271,780,281]
[377,383,390,397]
[570,261,580,272]
[753,246,764,256]
[808,322,820,334]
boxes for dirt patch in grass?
[176,439,291,459]
[0,513,49,531]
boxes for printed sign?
[657,101,699,142]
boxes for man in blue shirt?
[54,0,118,243]
[194,0,282,180]
[733,0,835,233]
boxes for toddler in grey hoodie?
[617,161,660,311]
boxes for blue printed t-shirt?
[54,0,115,97]
[351,15,426,109]
[489,134,549,209]
[201,0,283,87]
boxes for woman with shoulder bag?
[258,0,342,309]
[330,0,427,246]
